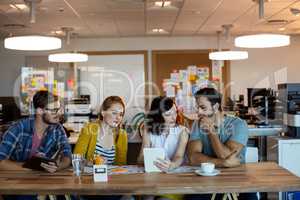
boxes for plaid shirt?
[0,117,72,162]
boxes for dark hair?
[99,96,125,120]
[33,90,58,109]
[194,87,222,111]
[145,96,176,135]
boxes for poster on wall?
[163,65,221,116]
[21,67,55,115]
[212,60,224,93]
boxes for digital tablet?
[143,148,165,173]
[23,156,56,171]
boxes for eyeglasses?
[44,107,62,114]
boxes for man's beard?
[42,114,58,125]
[207,112,214,118]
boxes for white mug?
[201,162,215,173]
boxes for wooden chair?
[211,192,239,200]
[210,147,260,200]
[37,195,72,200]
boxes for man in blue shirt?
[186,88,257,200]
[0,90,71,172]
[188,87,248,167]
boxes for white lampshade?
[4,35,61,51]
[48,53,88,63]
[209,51,248,60]
[235,34,290,48]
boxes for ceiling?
[1,0,300,38]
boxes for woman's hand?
[154,158,174,172]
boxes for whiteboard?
[76,54,145,114]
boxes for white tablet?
[143,148,166,173]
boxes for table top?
[0,162,299,195]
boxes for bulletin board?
[152,50,231,102]
[20,67,66,115]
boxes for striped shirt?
[94,140,115,165]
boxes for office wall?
[1,36,300,99]
[230,36,300,104]
[0,45,25,97]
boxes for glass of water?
[72,154,83,176]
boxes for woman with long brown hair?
[138,96,189,171]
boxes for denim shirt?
[0,117,72,162]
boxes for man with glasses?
[0,90,71,173]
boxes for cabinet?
[267,136,300,200]
[278,139,300,177]
[267,136,300,176]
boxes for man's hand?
[41,156,61,173]
[223,150,240,168]
[199,117,215,133]
[40,161,59,173]
[182,112,199,121]
[154,158,174,172]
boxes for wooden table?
[0,162,300,195]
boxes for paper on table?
[83,165,145,175]
[143,148,166,173]
[109,166,144,175]
[166,166,199,174]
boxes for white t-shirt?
[149,126,183,160]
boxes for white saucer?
[195,169,220,176]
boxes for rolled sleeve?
[0,125,21,160]
[57,125,72,158]
[189,121,202,141]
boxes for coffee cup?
[201,162,215,174]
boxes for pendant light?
[209,25,248,61]
[234,34,290,48]
[234,0,290,48]
[4,35,62,51]
[3,1,62,51]
[48,28,88,63]
[24,0,41,23]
